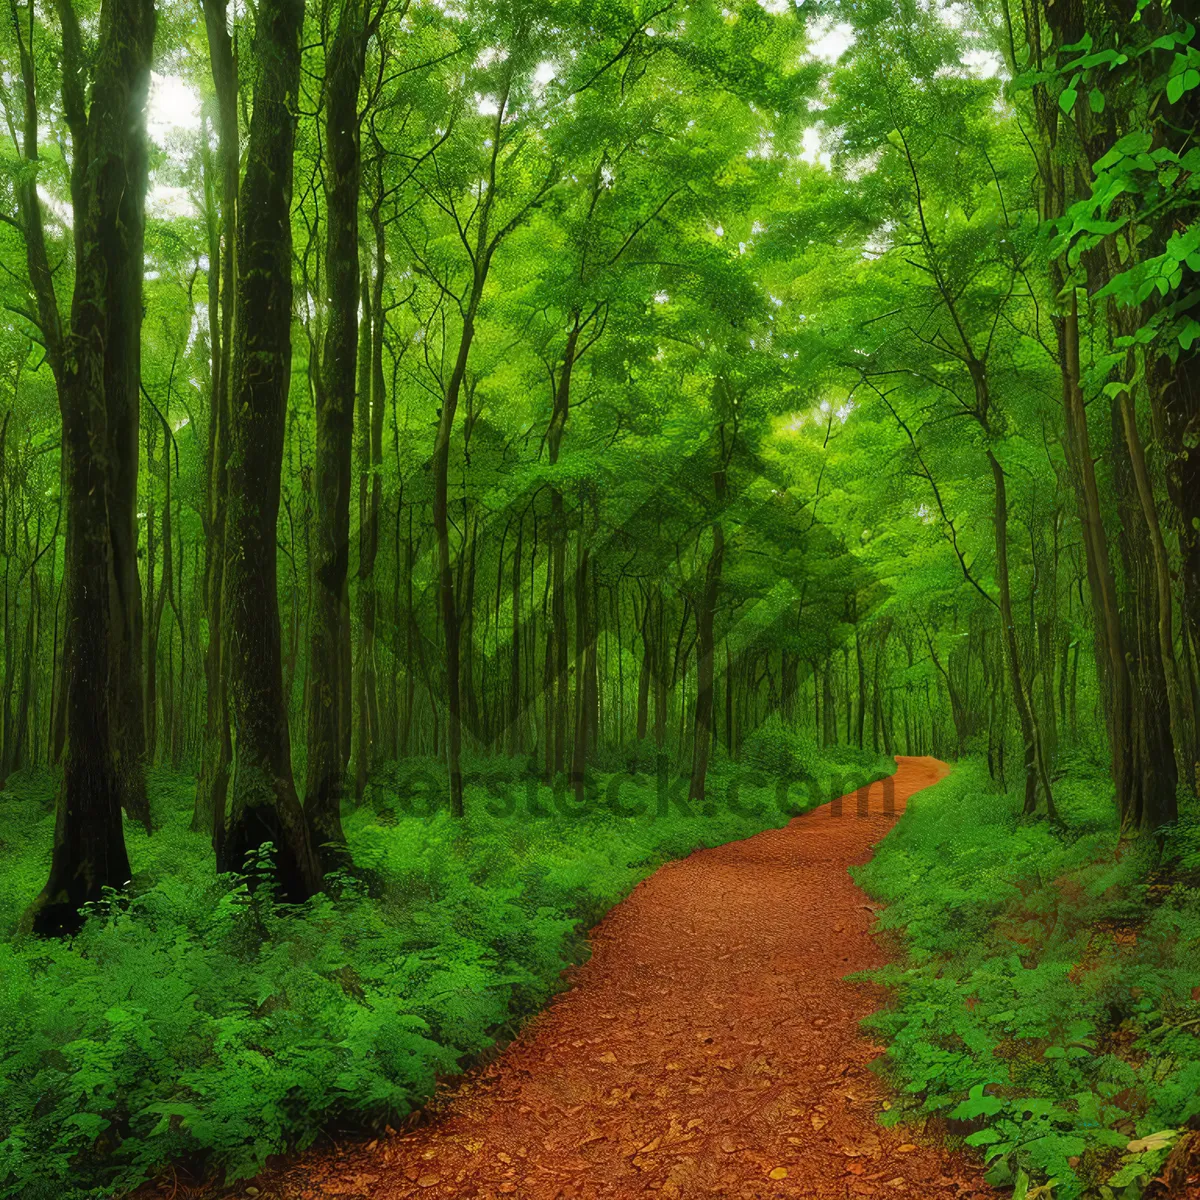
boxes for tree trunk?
[653,587,667,754]
[507,514,523,755]
[27,0,156,933]
[306,0,368,856]
[1117,388,1190,786]
[821,661,836,747]
[106,67,150,830]
[780,650,797,725]
[434,303,476,815]
[587,564,599,754]
[8,558,40,782]
[855,624,867,748]
[1159,350,1200,793]
[1028,0,1176,828]
[402,503,416,757]
[1150,58,1200,793]
[547,323,581,782]
[988,449,1056,820]
[689,468,726,803]
[145,418,159,765]
[636,589,651,742]
[219,0,322,900]
[571,539,591,802]
[355,259,384,796]
[195,0,237,836]
[461,519,480,742]
[1109,398,1179,829]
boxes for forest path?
[265,756,992,1200]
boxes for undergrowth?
[855,757,1200,1200]
[0,743,888,1200]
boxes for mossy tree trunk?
[219,0,322,900]
[307,0,378,856]
[24,0,156,933]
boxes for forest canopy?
[0,0,1198,1193]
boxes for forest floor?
[187,756,994,1200]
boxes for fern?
[859,758,1200,1198]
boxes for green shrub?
[742,714,822,780]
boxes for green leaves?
[1166,49,1200,104]
[1045,15,1200,376]
[1105,1128,1181,1189]
[952,1082,1005,1119]
[1093,130,1152,174]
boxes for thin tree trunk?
[462,519,480,744]
[636,587,651,742]
[988,450,1057,821]
[145,417,160,765]
[354,261,384,797]
[547,325,581,781]
[689,467,726,803]
[653,587,667,754]
[195,0,237,836]
[571,539,591,802]
[855,623,867,748]
[508,514,523,755]
[402,503,415,757]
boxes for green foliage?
[741,714,824,780]
[857,761,1200,1198]
[0,746,888,1199]
[741,714,883,786]
[1047,11,1200,366]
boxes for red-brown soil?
[198,754,995,1200]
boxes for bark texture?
[27,0,157,933]
[219,0,322,899]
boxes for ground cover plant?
[857,760,1200,1199]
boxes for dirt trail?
[258,756,993,1200]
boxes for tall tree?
[21,0,156,932]
[305,0,384,858]
[218,0,322,898]
[1011,0,1187,827]
[194,0,239,837]
[405,50,557,816]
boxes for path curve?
[263,756,993,1200]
